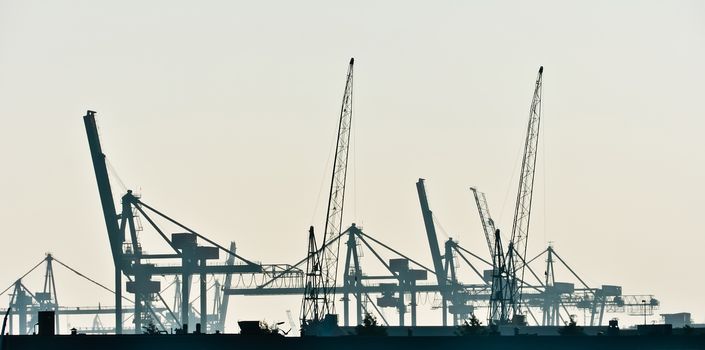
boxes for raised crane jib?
[302,58,354,324]
[470,187,497,258]
[508,66,543,318]
[417,179,447,288]
[83,111,123,265]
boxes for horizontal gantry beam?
[122,264,262,275]
[0,307,167,316]
[225,284,490,296]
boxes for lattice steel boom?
[470,187,497,258]
[302,58,355,324]
[507,66,543,320]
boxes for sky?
[0,0,704,332]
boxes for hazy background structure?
[0,0,703,331]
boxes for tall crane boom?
[416,179,447,286]
[507,66,544,319]
[83,111,123,266]
[416,179,447,287]
[321,57,354,313]
[302,58,355,326]
[83,110,124,334]
[416,179,450,326]
[470,187,497,257]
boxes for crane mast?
[302,58,355,328]
[301,226,324,326]
[489,229,511,324]
[507,66,544,321]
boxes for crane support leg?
[181,270,189,331]
[200,262,207,332]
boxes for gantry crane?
[301,58,355,335]
[84,111,263,334]
[506,66,544,324]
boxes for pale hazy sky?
[0,0,704,331]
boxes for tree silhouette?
[456,314,487,336]
[355,313,387,336]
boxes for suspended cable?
[159,278,178,294]
[188,282,217,305]
[431,213,451,240]
[498,128,526,226]
[541,88,549,245]
[351,101,359,222]
[137,200,256,265]
[0,257,48,296]
[357,231,436,275]
[52,257,133,304]
[310,118,339,225]
[105,158,128,193]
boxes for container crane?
[506,66,544,324]
[301,58,354,334]
[84,111,262,334]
